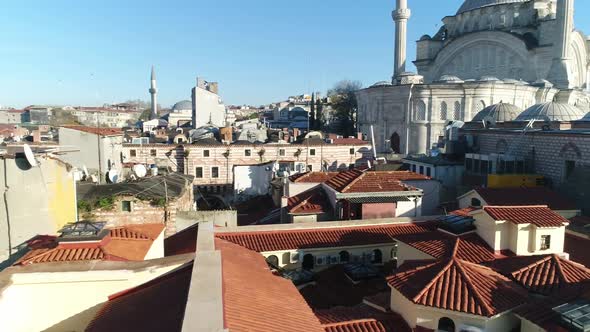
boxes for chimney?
[357,132,364,140]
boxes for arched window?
[438,317,456,332]
[453,102,461,120]
[471,198,482,207]
[372,249,383,264]
[266,255,279,267]
[390,132,401,153]
[339,251,350,263]
[439,102,448,121]
[415,101,426,121]
[302,254,314,270]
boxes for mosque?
[357,0,590,154]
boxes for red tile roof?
[331,137,370,145]
[484,206,569,228]
[565,233,590,268]
[486,254,590,295]
[62,125,124,136]
[387,258,528,317]
[474,187,577,210]
[85,263,192,332]
[325,171,418,193]
[288,186,330,214]
[315,304,411,332]
[449,207,479,217]
[289,172,340,183]
[165,224,198,256]
[15,224,164,265]
[215,222,436,253]
[216,238,325,332]
[394,231,498,264]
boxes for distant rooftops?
[324,170,422,194]
[483,206,569,228]
[61,125,124,136]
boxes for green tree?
[50,108,82,126]
[316,98,324,130]
[328,80,362,137]
[309,93,316,131]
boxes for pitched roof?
[15,224,164,265]
[450,206,479,217]
[394,231,499,264]
[289,172,340,183]
[473,187,577,210]
[325,171,418,193]
[486,254,590,295]
[287,186,330,214]
[164,223,198,256]
[387,258,528,317]
[215,222,436,253]
[315,304,411,332]
[62,125,124,136]
[483,206,569,228]
[565,233,590,268]
[85,263,193,332]
[216,238,324,332]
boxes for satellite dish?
[23,144,38,167]
[133,164,147,178]
[108,169,119,183]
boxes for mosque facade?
[357,0,590,154]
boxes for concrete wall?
[458,191,486,209]
[404,179,441,215]
[286,181,319,197]
[192,86,226,128]
[233,164,274,200]
[176,210,237,229]
[144,229,165,260]
[396,198,422,218]
[0,260,188,332]
[0,156,76,263]
[362,203,396,219]
[396,242,435,266]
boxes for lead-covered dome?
[172,100,192,112]
[472,102,522,122]
[457,0,530,15]
[515,102,586,122]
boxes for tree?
[309,92,316,131]
[316,98,324,130]
[328,80,362,137]
[50,108,82,127]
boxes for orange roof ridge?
[454,259,494,316]
[485,205,549,209]
[412,258,455,302]
[342,170,367,192]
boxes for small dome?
[371,81,393,87]
[580,113,590,121]
[419,35,432,41]
[516,102,586,122]
[172,100,192,112]
[472,102,522,122]
[457,0,530,15]
[436,75,464,83]
[479,76,502,83]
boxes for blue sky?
[1,0,589,108]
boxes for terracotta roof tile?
[165,224,198,256]
[289,172,340,183]
[394,231,498,264]
[484,206,568,228]
[331,138,369,145]
[387,258,528,317]
[487,255,590,295]
[216,222,436,253]
[315,304,411,332]
[216,238,324,332]
[325,171,418,193]
[450,207,479,217]
[474,187,577,210]
[85,263,193,332]
[287,186,330,214]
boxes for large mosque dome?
[472,102,522,122]
[457,0,530,14]
[172,100,192,112]
[515,102,586,122]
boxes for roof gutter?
[335,190,423,200]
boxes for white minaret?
[149,66,158,120]
[547,0,574,89]
[392,0,411,84]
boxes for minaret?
[547,0,574,89]
[149,66,158,120]
[392,0,411,84]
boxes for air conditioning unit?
[290,252,300,263]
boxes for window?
[196,167,203,178]
[419,166,424,174]
[266,255,279,267]
[245,149,251,157]
[471,198,482,207]
[121,201,132,212]
[415,101,426,121]
[565,160,576,178]
[150,149,157,156]
[212,167,219,178]
[453,101,461,120]
[203,150,210,157]
[541,235,551,250]
[130,149,136,157]
[310,149,316,156]
[350,148,355,155]
[339,251,350,263]
[439,102,448,121]
[412,164,417,172]
[426,167,431,177]
[279,149,286,157]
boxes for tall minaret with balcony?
[149,66,158,120]
[547,0,575,89]
[392,0,411,84]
